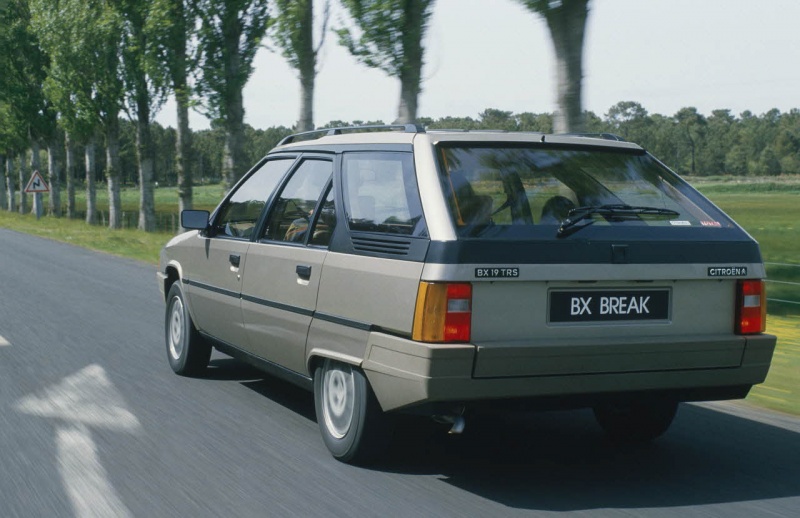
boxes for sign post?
[24,170,49,220]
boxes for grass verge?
[746,315,800,416]
[0,210,170,264]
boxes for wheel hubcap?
[168,297,184,360]
[322,362,355,439]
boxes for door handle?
[296,264,312,280]
[229,254,241,268]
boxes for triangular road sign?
[24,170,50,193]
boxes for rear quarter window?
[342,152,426,236]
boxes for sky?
[156,0,800,131]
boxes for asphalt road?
[1,228,799,518]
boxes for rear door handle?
[296,264,312,280]
[229,254,241,268]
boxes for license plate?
[549,289,670,323]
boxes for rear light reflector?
[736,280,766,334]
[413,282,472,342]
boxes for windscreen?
[436,144,731,237]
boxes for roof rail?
[277,123,425,146]
[561,132,627,142]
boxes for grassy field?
[0,178,798,415]
[747,314,800,416]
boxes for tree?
[31,0,100,218]
[113,0,164,231]
[194,0,271,188]
[674,107,707,175]
[517,0,590,133]
[337,0,435,124]
[271,0,330,132]
[0,0,56,216]
[0,101,25,212]
[606,101,652,145]
[149,0,197,213]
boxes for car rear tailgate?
[470,277,746,378]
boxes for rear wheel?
[314,359,393,464]
[165,282,212,376]
[593,400,679,442]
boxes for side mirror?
[181,210,210,231]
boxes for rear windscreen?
[436,144,732,237]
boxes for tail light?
[735,280,766,334]
[412,282,472,342]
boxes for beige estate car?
[158,125,776,463]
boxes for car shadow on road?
[205,357,317,422]
[198,357,800,512]
[381,403,800,512]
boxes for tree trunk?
[85,134,97,225]
[298,63,315,132]
[65,131,77,218]
[221,16,245,190]
[296,0,315,132]
[47,136,63,217]
[26,139,40,215]
[136,106,156,232]
[397,77,419,124]
[222,87,245,189]
[396,0,424,124]
[175,77,193,215]
[543,0,589,133]
[5,155,16,213]
[0,154,6,211]
[18,156,27,214]
[106,121,122,229]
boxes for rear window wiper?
[557,205,680,238]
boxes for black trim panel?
[241,294,314,317]
[205,335,313,391]
[314,312,373,331]
[426,229,762,265]
[183,278,240,299]
[185,278,376,332]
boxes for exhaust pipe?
[433,409,466,434]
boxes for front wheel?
[314,359,393,464]
[165,282,212,376]
[593,400,679,442]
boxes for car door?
[184,157,296,346]
[240,157,334,374]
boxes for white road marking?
[0,335,10,347]
[15,364,141,430]
[57,424,133,518]
[15,365,141,518]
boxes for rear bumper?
[362,332,777,412]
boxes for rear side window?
[214,158,294,238]
[437,145,731,237]
[342,152,425,236]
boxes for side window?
[263,159,332,242]
[309,186,336,247]
[214,159,294,238]
[342,152,425,236]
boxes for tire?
[314,359,393,464]
[593,400,679,443]
[165,282,212,376]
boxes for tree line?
[1,0,594,231]
[2,0,797,232]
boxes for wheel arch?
[307,349,364,379]
[163,264,181,300]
